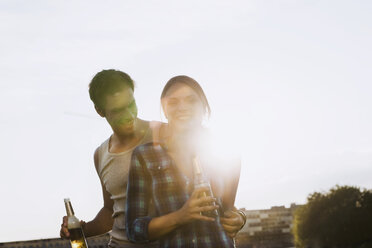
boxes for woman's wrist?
[173,209,186,226]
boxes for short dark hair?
[161,75,211,117]
[89,69,135,111]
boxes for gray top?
[95,122,158,244]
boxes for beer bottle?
[192,157,219,217]
[64,198,89,248]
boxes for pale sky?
[1,0,371,243]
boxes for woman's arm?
[147,187,218,240]
[125,149,153,242]
[126,149,219,242]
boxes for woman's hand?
[176,187,219,225]
[146,187,219,240]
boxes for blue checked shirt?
[125,142,235,248]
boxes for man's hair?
[89,69,135,111]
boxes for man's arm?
[82,182,114,236]
[219,157,244,238]
[60,148,114,238]
[220,208,246,238]
[83,148,114,236]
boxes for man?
[60,69,245,247]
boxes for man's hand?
[60,216,86,239]
[220,210,245,238]
[60,216,70,239]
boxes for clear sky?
[0,0,371,243]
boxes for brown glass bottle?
[64,198,89,248]
[192,157,219,217]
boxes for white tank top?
[95,121,160,243]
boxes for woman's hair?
[161,75,211,117]
[89,69,135,111]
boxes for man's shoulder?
[95,137,111,153]
[93,137,111,172]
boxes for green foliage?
[293,185,372,248]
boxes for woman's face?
[162,83,205,132]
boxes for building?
[0,234,109,248]
[236,204,300,248]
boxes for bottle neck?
[193,156,206,184]
[64,199,75,217]
[192,156,202,175]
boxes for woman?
[125,76,242,247]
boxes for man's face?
[102,87,138,136]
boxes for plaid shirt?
[125,142,235,248]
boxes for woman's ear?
[95,105,105,117]
[161,100,168,119]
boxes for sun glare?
[204,116,243,173]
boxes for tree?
[293,185,372,248]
